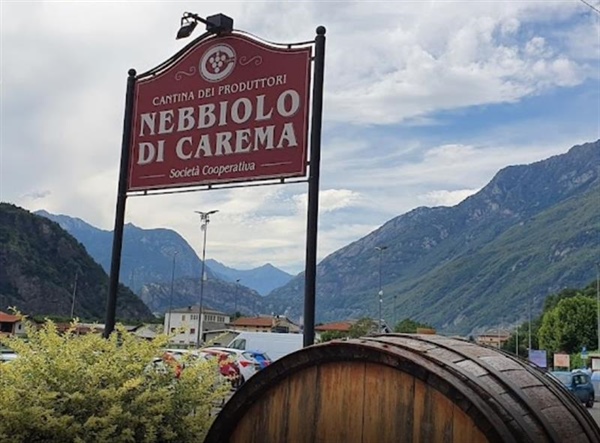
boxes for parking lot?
[588,404,600,426]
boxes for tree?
[0,318,229,442]
[348,318,377,338]
[543,288,582,312]
[538,295,597,355]
[394,318,432,333]
[501,316,542,356]
[319,330,348,342]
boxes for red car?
[199,349,242,389]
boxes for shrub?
[0,318,229,442]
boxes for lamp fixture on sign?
[176,12,234,39]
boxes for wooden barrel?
[205,334,600,443]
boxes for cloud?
[19,190,52,201]
[292,189,362,214]
[2,1,599,274]
[318,1,594,125]
[417,189,480,208]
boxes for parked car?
[0,350,17,364]
[550,370,595,408]
[247,350,272,370]
[199,348,243,389]
[151,349,241,389]
[203,346,262,384]
[227,331,303,361]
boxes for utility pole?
[516,325,519,358]
[596,263,599,351]
[375,246,387,333]
[393,294,397,329]
[70,269,79,319]
[166,251,178,335]
[235,279,240,314]
[528,298,532,355]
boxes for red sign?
[128,34,312,192]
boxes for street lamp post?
[375,246,387,333]
[166,251,178,335]
[195,210,218,348]
[596,263,599,352]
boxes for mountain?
[0,203,153,321]
[139,276,265,317]
[205,259,294,295]
[34,211,278,314]
[263,140,600,335]
[34,211,215,293]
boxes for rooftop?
[315,321,354,332]
[231,317,274,327]
[171,306,227,315]
[0,311,20,323]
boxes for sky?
[1,1,599,275]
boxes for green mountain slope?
[0,203,153,321]
[388,188,600,335]
[264,140,600,335]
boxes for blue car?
[246,350,272,370]
[550,371,595,408]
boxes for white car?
[203,346,261,383]
[0,352,18,363]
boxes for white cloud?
[418,189,480,208]
[1,1,599,274]
[292,188,362,214]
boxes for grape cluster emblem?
[200,44,236,82]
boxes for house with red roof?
[0,311,24,337]
[229,315,300,333]
[314,321,354,341]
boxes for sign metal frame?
[104,23,326,346]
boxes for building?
[164,306,230,346]
[476,329,512,348]
[315,319,393,341]
[315,321,354,341]
[229,315,300,333]
[0,311,24,337]
[132,323,163,340]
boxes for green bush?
[319,330,348,342]
[0,318,229,442]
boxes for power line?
[579,0,600,15]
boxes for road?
[588,403,600,427]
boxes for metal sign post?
[104,69,137,338]
[303,26,326,347]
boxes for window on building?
[191,314,198,320]
[182,315,186,321]
[190,328,196,334]
[170,328,175,333]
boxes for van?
[227,331,303,361]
